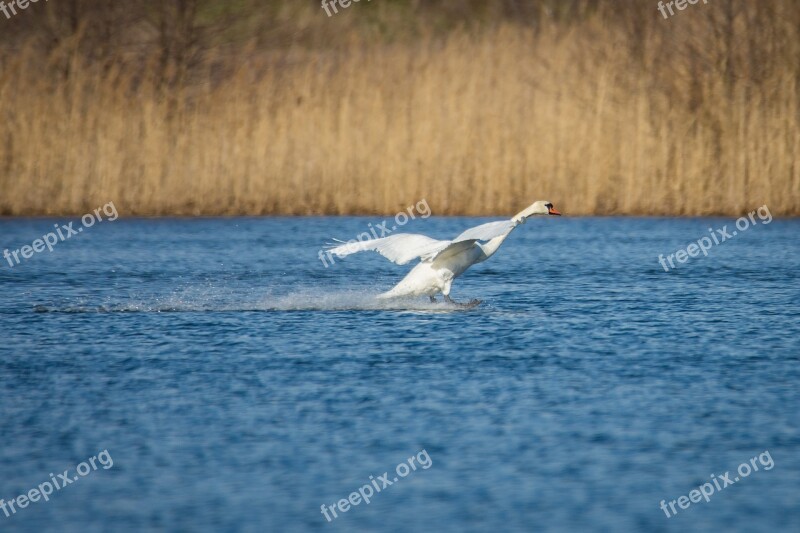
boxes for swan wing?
[419,220,516,262]
[325,233,450,265]
[452,220,516,242]
[422,238,479,262]
[326,220,516,265]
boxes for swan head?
[513,200,561,223]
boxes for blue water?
[0,215,798,532]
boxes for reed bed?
[0,0,797,216]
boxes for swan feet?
[443,295,482,308]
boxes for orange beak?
[548,206,562,216]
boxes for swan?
[325,200,561,305]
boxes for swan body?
[325,200,561,303]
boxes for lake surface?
[0,215,798,532]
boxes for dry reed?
[0,0,798,216]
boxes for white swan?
[326,200,561,304]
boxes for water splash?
[32,286,483,313]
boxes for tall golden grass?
[0,0,798,216]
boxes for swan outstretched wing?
[326,233,450,265]
[422,220,516,261]
[452,220,516,242]
[422,238,479,262]
[326,219,518,265]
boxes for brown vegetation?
[0,0,798,216]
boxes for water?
[0,215,798,532]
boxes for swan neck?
[513,206,537,224]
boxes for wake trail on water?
[32,285,481,313]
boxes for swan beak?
[548,206,562,216]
